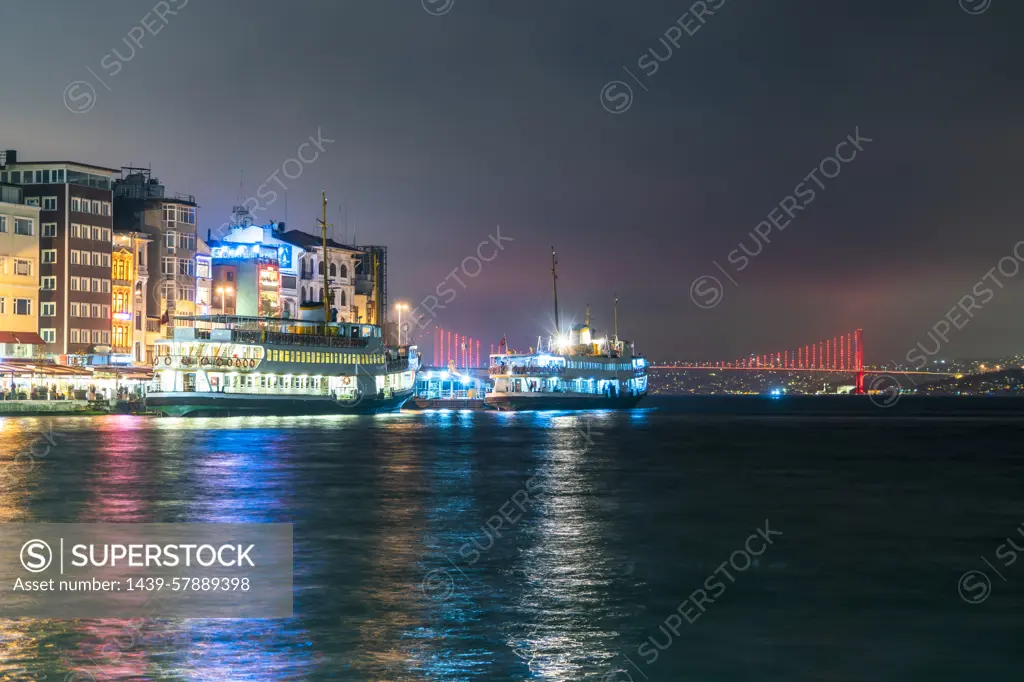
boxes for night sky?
[2,0,1021,362]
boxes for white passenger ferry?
[146,310,417,417]
[484,249,648,411]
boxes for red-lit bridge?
[650,328,960,394]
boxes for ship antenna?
[551,247,560,334]
[319,190,330,333]
[585,304,590,328]
[614,294,619,344]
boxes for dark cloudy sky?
[2,0,1022,362]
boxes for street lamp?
[395,302,409,345]
[217,286,233,314]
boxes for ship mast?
[614,294,619,345]
[551,247,560,335]
[319,191,330,331]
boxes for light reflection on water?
[1,405,1022,681]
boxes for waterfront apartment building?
[0,150,116,359]
[111,230,151,363]
[112,167,198,348]
[196,238,212,315]
[0,182,44,358]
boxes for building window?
[71,223,81,238]
[0,297,5,314]
[101,279,110,294]
[41,276,56,290]
[42,222,57,237]
[164,205,176,224]
[41,249,57,264]
[91,304,100,318]
[14,299,31,315]
[340,264,348,278]
[14,259,31,276]
[101,304,110,318]
[70,277,79,291]
[102,202,111,217]
[162,257,176,275]
[42,197,57,210]
[14,218,33,236]
[101,227,110,241]
[70,250,80,265]
[92,330,102,344]
[70,329,80,343]
[329,263,337,277]
[70,302,80,316]
[101,253,111,268]
[25,197,40,207]
[0,216,6,232]
[71,197,81,212]
[41,328,56,344]
[91,226,101,240]
[91,200,101,214]
[80,304,90,318]
[226,271,234,282]
[91,278,100,292]
[41,302,56,317]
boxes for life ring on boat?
[215,358,223,367]
[200,357,209,366]
[342,376,352,386]
[248,359,256,368]
[163,357,171,366]
[234,358,242,368]
[181,357,190,366]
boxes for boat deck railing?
[490,365,566,376]
[183,328,370,348]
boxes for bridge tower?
[855,328,865,395]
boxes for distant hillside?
[912,368,1024,395]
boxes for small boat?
[484,248,648,411]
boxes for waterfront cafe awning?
[90,365,154,381]
[0,331,47,345]
[0,359,93,378]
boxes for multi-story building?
[112,167,198,343]
[195,238,212,316]
[281,230,363,322]
[209,216,369,323]
[209,239,281,317]
[0,150,117,359]
[111,230,150,364]
[0,182,45,357]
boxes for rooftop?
[276,229,362,252]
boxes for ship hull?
[146,388,414,417]
[484,391,646,412]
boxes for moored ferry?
[146,310,418,417]
[484,248,647,411]
[485,322,647,412]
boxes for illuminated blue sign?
[211,244,260,260]
[277,245,292,269]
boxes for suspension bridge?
[649,328,961,394]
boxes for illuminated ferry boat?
[484,249,647,411]
[146,310,418,417]
[146,191,417,417]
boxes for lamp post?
[217,286,233,314]
[395,302,409,346]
